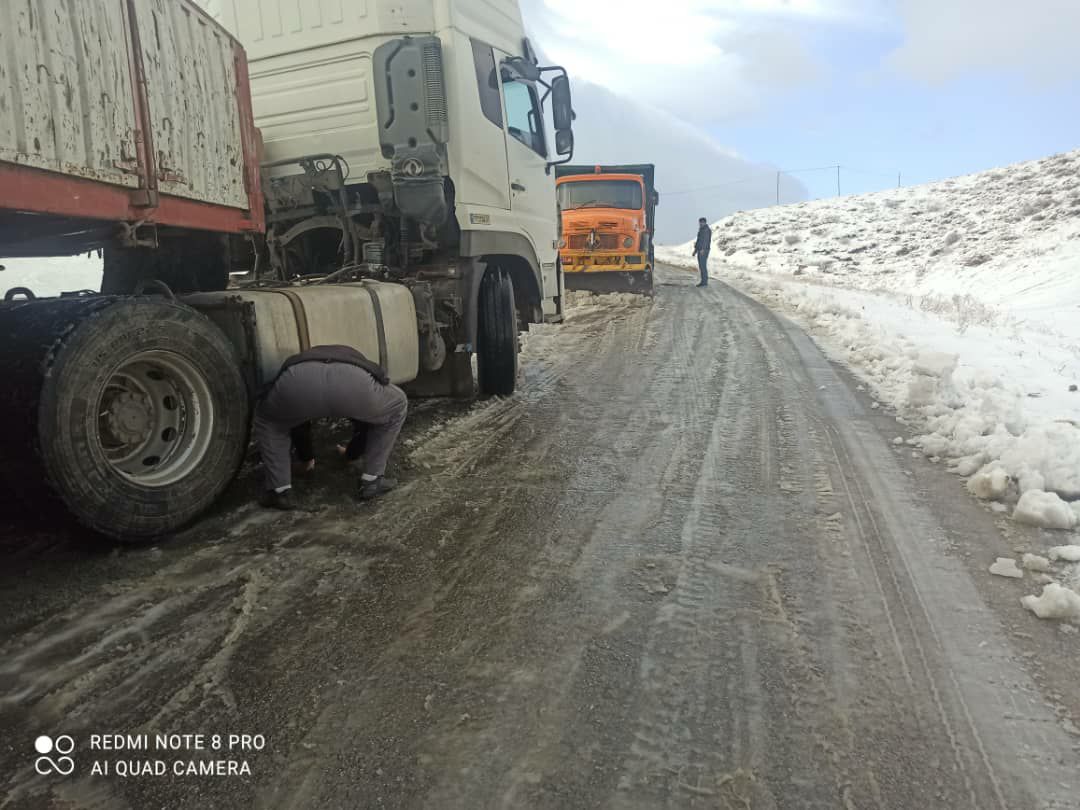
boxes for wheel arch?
[458,230,545,349]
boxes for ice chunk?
[1048,545,1080,563]
[950,455,985,477]
[989,558,1023,579]
[919,434,951,457]
[912,352,958,379]
[1022,553,1052,573]
[1013,491,1079,530]
[908,377,939,407]
[1016,468,1046,495]
[1021,584,1080,622]
[967,465,1009,501]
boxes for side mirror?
[555,129,574,157]
[551,76,573,133]
[652,191,660,207]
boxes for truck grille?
[568,233,622,250]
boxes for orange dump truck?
[556,164,658,295]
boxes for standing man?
[254,345,408,510]
[692,217,712,288]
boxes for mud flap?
[405,351,475,398]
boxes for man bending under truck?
[254,345,407,510]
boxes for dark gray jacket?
[262,345,390,399]
[693,223,712,255]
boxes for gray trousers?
[697,251,710,285]
[253,362,408,491]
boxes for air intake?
[422,40,449,135]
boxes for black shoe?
[261,489,298,511]
[696,282,708,287]
[359,476,397,501]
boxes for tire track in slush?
[414,296,707,809]
[611,287,804,808]
[613,275,895,809]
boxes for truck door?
[458,38,511,211]
[495,52,559,297]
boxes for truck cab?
[212,0,576,395]
[556,164,657,295]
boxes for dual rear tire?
[0,298,249,540]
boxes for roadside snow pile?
[1022,584,1080,623]
[659,149,1080,534]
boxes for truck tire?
[477,268,518,397]
[23,299,248,539]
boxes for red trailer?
[0,0,263,266]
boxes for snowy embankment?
[658,149,1080,622]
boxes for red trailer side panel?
[0,0,263,255]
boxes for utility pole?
[776,171,780,206]
[836,165,841,197]
[897,171,902,188]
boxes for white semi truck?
[0,0,574,539]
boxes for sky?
[520,0,1080,222]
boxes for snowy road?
[1,266,1078,809]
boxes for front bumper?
[560,251,649,273]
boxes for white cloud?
[566,80,807,241]
[889,0,1080,84]
[522,0,879,122]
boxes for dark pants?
[254,362,407,491]
[697,252,710,285]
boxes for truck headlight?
[623,236,634,248]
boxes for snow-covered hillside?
[659,149,1080,617]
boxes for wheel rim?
[96,350,215,487]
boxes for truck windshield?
[558,180,643,211]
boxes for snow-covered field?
[0,255,102,298]
[659,149,1080,622]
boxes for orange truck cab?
[556,164,658,295]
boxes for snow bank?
[659,149,1080,535]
